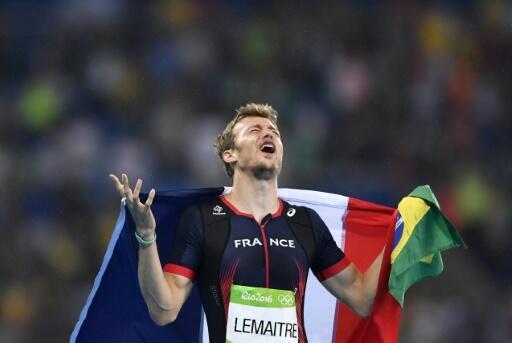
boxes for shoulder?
[280,200,328,227]
[181,197,232,228]
[300,207,332,242]
[282,201,322,223]
[179,204,202,224]
[281,200,312,224]
[303,207,326,228]
[180,196,225,215]
[280,201,329,235]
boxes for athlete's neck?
[225,171,279,223]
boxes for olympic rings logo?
[278,295,294,306]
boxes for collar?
[218,195,284,221]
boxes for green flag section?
[389,185,466,306]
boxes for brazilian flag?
[389,185,466,306]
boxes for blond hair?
[214,103,279,178]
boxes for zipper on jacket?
[259,217,271,288]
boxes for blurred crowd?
[1,0,511,342]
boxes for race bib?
[226,284,298,343]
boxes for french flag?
[71,188,400,343]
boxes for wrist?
[135,230,157,246]
[136,228,155,240]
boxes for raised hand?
[109,173,156,240]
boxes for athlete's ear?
[222,149,237,164]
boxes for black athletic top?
[163,195,349,342]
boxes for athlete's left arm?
[321,248,384,317]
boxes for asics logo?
[287,208,296,217]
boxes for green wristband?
[134,231,157,246]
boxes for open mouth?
[260,143,276,154]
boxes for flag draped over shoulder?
[71,188,223,343]
[71,186,464,343]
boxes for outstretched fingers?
[121,174,134,206]
[110,174,155,215]
[109,174,125,197]
[145,188,156,210]
[132,178,143,204]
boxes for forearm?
[360,248,385,310]
[111,175,180,324]
[137,242,177,324]
[321,250,384,317]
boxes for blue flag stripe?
[392,214,404,250]
[72,188,224,342]
[70,200,127,342]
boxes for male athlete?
[110,104,384,342]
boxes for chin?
[252,167,276,180]
[251,163,281,180]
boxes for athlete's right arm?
[138,239,194,325]
[110,173,193,325]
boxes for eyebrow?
[248,124,279,131]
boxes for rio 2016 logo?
[241,291,273,303]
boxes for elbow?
[354,304,372,318]
[143,295,181,326]
[353,293,375,318]
[149,309,178,326]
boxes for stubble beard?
[251,165,277,180]
[240,161,280,181]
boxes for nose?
[263,128,275,139]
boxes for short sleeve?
[163,205,203,282]
[308,208,350,281]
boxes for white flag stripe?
[280,189,348,343]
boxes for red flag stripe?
[342,198,395,273]
[334,198,400,343]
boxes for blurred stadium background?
[1,0,511,342]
